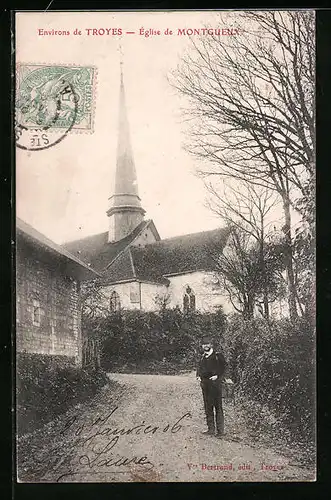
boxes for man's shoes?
[201,430,214,436]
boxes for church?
[63,69,231,314]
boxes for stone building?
[16,217,99,365]
[63,70,231,314]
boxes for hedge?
[83,307,227,372]
[16,353,109,435]
[223,314,315,446]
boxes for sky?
[16,11,236,244]
[15,10,304,246]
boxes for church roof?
[101,246,170,285]
[128,227,230,282]
[62,219,159,273]
[63,221,229,284]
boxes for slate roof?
[129,227,230,283]
[63,220,159,273]
[102,248,136,282]
[62,221,229,284]
[16,217,101,280]
[102,247,170,285]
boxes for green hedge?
[83,307,227,372]
[223,315,315,445]
[16,353,109,435]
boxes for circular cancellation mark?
[15,79,78,151]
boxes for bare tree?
[171,10,315,321]
[154,292,171,312]
[79,280,110,320]
[210,225,285,320]
[207,181,289,318]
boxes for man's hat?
[200,335,213,345]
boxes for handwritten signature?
[46,407,192,482]
[56,453,154,482]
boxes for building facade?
[16,218,99,365]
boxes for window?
[32,299,42,326]
[183,293,189,313]
[183,286,196,313]
[110,291,121,312]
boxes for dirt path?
[17,373,315,483]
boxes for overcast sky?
[17,11,300,246]
[16,11,238,244]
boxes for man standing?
[196,335,226,438]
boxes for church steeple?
[107,62,145,243]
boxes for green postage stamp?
[16,64,97,133]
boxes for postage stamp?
[15,64,97,150]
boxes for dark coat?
[196,350,227,380]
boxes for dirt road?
[17,373,315,482]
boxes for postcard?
[15,10,316,482]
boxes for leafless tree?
[171,10,315,321]
[207,181,291,318]
[154,292,171,312]
[79,280,110,320]
[210,225,285,319]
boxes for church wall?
[101,273,233,314]
[140,282,168,310]
[102,282,141,310]
[98,274,289,317]
[101,281,166,312]
[166,271,233,314]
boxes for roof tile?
[63,220,154,272]
[130,227,230,282]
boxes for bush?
[223,314,315,445]
[83,307,227,373]
[16,353,109,435]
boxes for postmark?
[15,64,97,150]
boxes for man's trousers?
[200,379,224,434]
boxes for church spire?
[107,60,145,243]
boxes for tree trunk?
[243,294,254,319]
[282,197,298,322]
[263,292,270,319]
[259,235,270,320]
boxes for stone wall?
[16,240,82,365]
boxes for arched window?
[183,293,190,313]
[110,290,121,312]
[183,286,196,313]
